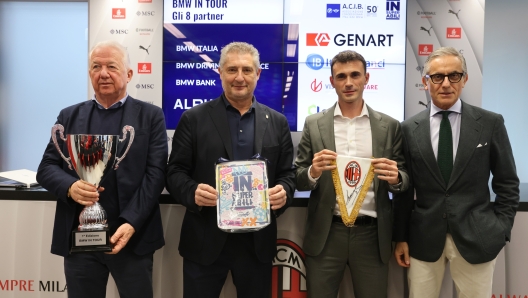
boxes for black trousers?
[183,232,272,298]
[64,248,154,298]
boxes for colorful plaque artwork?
[216,160,270,232]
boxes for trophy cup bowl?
[51,124,134,253]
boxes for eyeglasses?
[425,72,465,84]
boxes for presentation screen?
[163,0,407,131]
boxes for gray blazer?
[393,101,520,264]
[295,103,409,264]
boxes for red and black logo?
[344,161,361,187]
[272,239,307,298]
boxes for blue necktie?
[437,111,453,184]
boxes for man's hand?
[372,158,400,185]
[69,180,103,206]
[269,184,287,210]
[394,241,410,267]
[107,223,135,254]
[195,183,218,207]
[310,149,338,179]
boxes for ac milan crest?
[272,239,307,298]
[344,161,361,187]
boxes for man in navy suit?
[37,41,167,298]
[166,41,295,298]
[393,47,519,297]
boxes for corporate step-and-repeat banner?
[404,0,484,118]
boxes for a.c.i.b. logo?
[272,239,307,297]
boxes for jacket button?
[442,213,447,219]
[445,193,450,197]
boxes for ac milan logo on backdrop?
[344,161,361,187]
[272,239,307,297]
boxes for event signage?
[162,0,407,131]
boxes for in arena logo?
[272,239,307,297]
[344,161,361,187]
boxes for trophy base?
[70,228,112,253]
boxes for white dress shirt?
[308,102,377,218]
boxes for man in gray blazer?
[393,47,520,297]
[295,50,409,298]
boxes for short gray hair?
[423,46,467,76]
[219,42,260,71]
[89,41,131,70]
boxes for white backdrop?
[0,199,527,298]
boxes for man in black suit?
[166,41,295,298]
[393,47,520,297]
[37,41,167,298]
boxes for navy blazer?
[166,96,296,266]
[393,101,520,264]
[37,96,168,257]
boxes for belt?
[332,215,377,226]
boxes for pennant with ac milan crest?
[331,155,375,227]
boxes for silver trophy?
[51,124,134,253]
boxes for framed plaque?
[216,160,270,232]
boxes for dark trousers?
[183,233,272,298]
[64,248,154,298]
[306,221,388,298]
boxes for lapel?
[208,97,233,160]
[253,101,269,155]
[317,103,337,152]
[367,105,388,159]
[117,96,140,157]
[448,101,482,189]
[367,105,388,194]
[75,101,94,134]
[411,108,446,187]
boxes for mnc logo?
[327,4,340,18]
[306,54,326,70]
[386,0,400,20]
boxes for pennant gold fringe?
[331,160,375,227]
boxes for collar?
[430,98,462,117]
[91,94,128,110]
[334,101,370,119]
[221,93,256,113]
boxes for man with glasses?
[393,47,520,297]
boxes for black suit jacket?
[166,96,295,265]
[37,97,168,257]
[393,101,520,264]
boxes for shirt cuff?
[307,165,320,187]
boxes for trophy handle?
[51,124,73,170]
[114,125,135,170]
